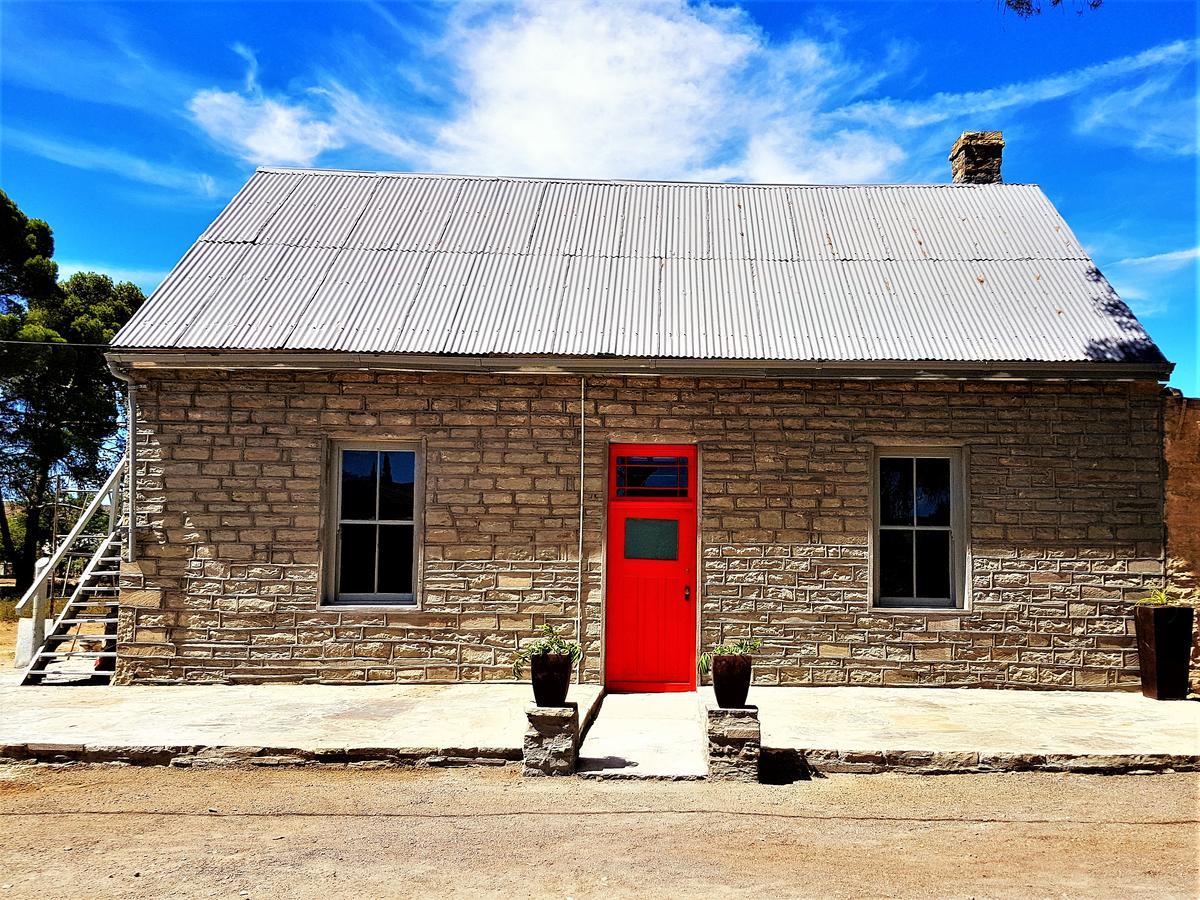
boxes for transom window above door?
[613,455,690,499]
[874,451,964,609]
[329,445,421,606]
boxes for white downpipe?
[576,375,586,680]
[125,382,137,562]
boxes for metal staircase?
[15,457,127,686]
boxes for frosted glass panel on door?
[625,518,679,560]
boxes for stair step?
[79,586,120,592]
[46,632,115,644]
[36,650,117,659]
[57,617,119,625]
[66,600,120,608]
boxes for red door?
[605,444,697,692]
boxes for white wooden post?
[30,556,50,653]
[108,478,120,535]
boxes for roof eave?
[105,350,1174,382]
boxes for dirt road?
[0,765,1196,899]
[0,622,14,670]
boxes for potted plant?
[698,638,762,709]
[1134,589,1195,701]
[510,623,583,707]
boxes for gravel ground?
[0,765,1196,899]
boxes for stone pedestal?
[706,704,761,782]
[13,619,54,670]
[523,702,579,776]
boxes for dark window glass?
[624,518,679,560]
[616,456,688,498]
[879,458,913,525]
[341,451,377,520]
[378,451,415,520]
[878,454,956,606]
[915,458,951,527]
[339,524,376,594]
[915,531,951,598]
[879,529,914,598]
[378,524,414,593]
[337,448,419,602]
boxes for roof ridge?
[253,165,1038,190]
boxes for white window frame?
[324,441,424,607]
[870,446,967,611]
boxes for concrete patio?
[0,681,1195,775]
[0,682,604,767]
[751,686,1200,774]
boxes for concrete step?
[577,692,707,780]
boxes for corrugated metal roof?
[112,167,1166,365]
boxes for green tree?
[0,189,145,591]
[1004,0,1102,17]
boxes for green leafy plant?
[1137,588,1195,607]
[510,624,582,677]
[698,638,762,674]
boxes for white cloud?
[426,1,757,179]
[1076,77,1198,157]
[189,89,344,166]
[837,39,1198,130]
[184,1,907,183]
[4,129,220,197]
[1105,246,1199,319]
[188,46,345,166]
[1,7,196,116]
[421,2,906,182]
[181,5,1197,184]
[1117,247,1200,270]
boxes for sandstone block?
[522,703,579,776]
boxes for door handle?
[684,585,691,602]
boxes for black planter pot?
[712,654,753,708]
[1134,605,1194,700]
[530,653,572,707]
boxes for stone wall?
[1163,391,1200,689]
[117,370,1166,690]
[1164,392,1199,595]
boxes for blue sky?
[1,0,1196,390]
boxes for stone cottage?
[106,133,1176,690]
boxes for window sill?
[321,600,420,611]
[870,605,965,615]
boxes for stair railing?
[15,456,128,651]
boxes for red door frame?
[604,443,698,692]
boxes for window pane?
[624,518,679,560]
[341,451,377,520]
[915,530,951,600]
[915,458,951,526]
[616,456,688,498]
[879,529,914,598]
[339,524,377,593]
[879,458,913,526]
[377,524,414,594]
[379,451,415,520]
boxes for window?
[330,445,420,605]
[615,455,689,498]
[875,451,964,609]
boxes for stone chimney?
[949,131,1004,184]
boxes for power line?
[0,339,113,348]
